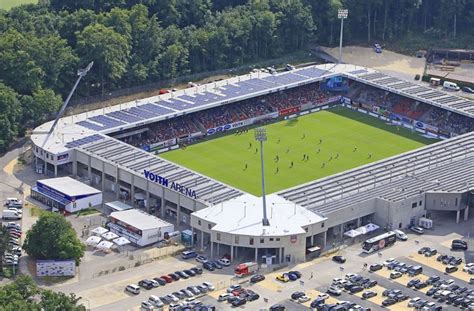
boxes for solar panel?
[76,120,105,131]
[65,134,104,148]
[349,69,368,75]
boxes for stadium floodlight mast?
[337,9,348,64]
[41,61,94,149]
[255,127,270,226]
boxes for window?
[411,202,417,208]
[419,201,422,206]
[208,224,212,229]
[260,238,264,243]
[235,236,239,244]
[455,198,458,206]
[249,238,254,245]
[305,227,308,232]
[269,238,274,242]
[198,220,201,226]
[276,238,280,241]
[321,222,325,228]
[216,233,221,241]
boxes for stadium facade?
[31,64,474,263]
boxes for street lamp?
[255,127,270,226]
[337,9,349,64]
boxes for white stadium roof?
[192,193,326,237]
[37,176,101,197]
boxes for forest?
[0,0,473,151]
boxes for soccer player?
[290,161,294,168]
[286,147,290,154]
[335,153,339,159]
[277,138,281,144]
[353,146,357,152]
[301,133,306,140]
[317,148,320,154]
[276,155,279,162]
[275,167,279,174]
[302,154,306,161]
[321,162,325,168]
[329,156,333,161]
[255,148,258,154]
[319,138,323,144]
[244,163,248,170]
[306,155,309,161]
[248,142,252,149]
[368,153,372,159]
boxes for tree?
[0,83,21,151]
[0,275,85,310]
[0,226,10,275]
[75,23,131,93]
[21,88,63,127]
[23,213,85,265]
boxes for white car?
[318,293,329,300]
[345,273,357,280]
[408,297,421,307]
[327,286,341,296]
[383,258,395,266]
[218,293,231,302]
[463,263,474,272]
[202,282,215,291]
[140,301,154,311]
[298,295,310,303]
[149,279,160,288]
[218,258,231,266]
[166,294,179,303]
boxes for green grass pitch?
[0,0,36,10]
[161,107,435,196]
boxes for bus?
[362,231,396,254]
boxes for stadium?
[31,63,474,264]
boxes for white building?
[31,177,102,213]
[108,209,174,246]
[191,194,327,264]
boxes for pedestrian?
[310,272,313,279]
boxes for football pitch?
[161,107,435,196]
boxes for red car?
[232,289,245,296]
[161,275,173,283]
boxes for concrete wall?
[425,192,465,211]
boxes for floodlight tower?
[337,9,349,64]
[41,61,94,149]
[255,127,270,226]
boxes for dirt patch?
[322,46,425,80]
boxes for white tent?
[354,226,368,235]
[85,235,101,246]
[344,229,361,238]
[365,223,380,232]
[101,231,119,240]
[91,227,109,236]
[96,240,114,251]
[113,237,131,246]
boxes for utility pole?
[255,127,269,226]
[338,9,349,64]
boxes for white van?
[2,209,22,220]
[125,284,140,295]
[393,230,408,241]
[443,81,460,91]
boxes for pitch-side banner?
[279,106,301,116]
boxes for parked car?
[393,229,408,241]
[140,301,154,311]
[231,297,247,307]
[250,274,265,283]
[153,277,166,286]
[160,275,173,283]
[202,282,215,291]
[138,279,154,290]
[202,261,215,271]
[288,270,302,278]
[446,265,458,273]
[183,269,196,277]
[407,278,421,288]
[269,304,286,311]
[191,267,203,275]
[410,226,425,234]
[291,291,305,300]
[218,258,231,266]
[451,240,468,250]
[462,86,474,93]
[298,295,310,303]
[362,291,377,299]
[175,271,189,279]
[327,286,341,296]
[210,260,223,269]
[196,255,208,263]
[276,274,289,282]
[369,263,383,272]
[390,271,402,279]
[332,255,346,264]
[382,298,397,306]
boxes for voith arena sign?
[144,169,197,199]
